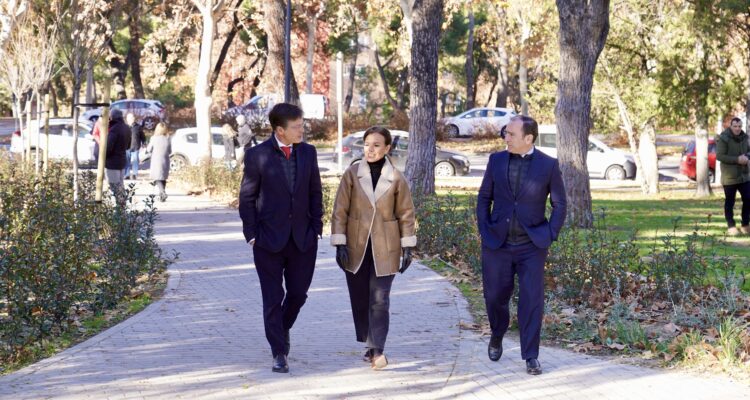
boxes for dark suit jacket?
[476,149,567,249]
[239,136,324,253]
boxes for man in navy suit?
[239,103,323,373]
[476,115,566,375]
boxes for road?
[317,151,688,190]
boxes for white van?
[534,124,636,180]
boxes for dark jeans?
[253,236,317,357]
[345,241,395,351]
[724,182,750,228]
[481,241,548,360]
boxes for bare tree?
[555,0,610,228]
[0,0,28,51]
[404,0,443,197]
[56,0,119,200]
[0,13,31,166]
[191,0,227,181]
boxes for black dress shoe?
[526,358,542,375]
[488,336,503,361]
[284,330,290,355]
[272,354,289,373]
[362,348,373,362]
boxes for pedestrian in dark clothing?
[125,113,147,180]
[476,115,567,376]
[238,103,323,374]
[716,117,750,236]
[105,109,131,199]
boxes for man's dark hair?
[110,108,123,121]
[268,103,303,131]
[363,126,393,146]
[731,117,742,125]
[511,115,539,142]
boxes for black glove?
[399,247,413,274]
[335,245,349,271]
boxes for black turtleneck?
[368,157,387,190]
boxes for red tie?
[281,146,291,160]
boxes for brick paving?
[1,184,748,399]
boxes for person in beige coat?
[331,126,417,370]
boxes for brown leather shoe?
[371,352,388,370]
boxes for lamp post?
[284,0,292,103]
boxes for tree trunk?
[694,123,712,197]
[128,0,145,99]
[746,27,750,133]
[485,74,498,107]
[195,5,218,179]
[261,0,299,105]
[519,53,529,115]
[108,37,129,99]
[85,64,96,106]
[400,0,414,45]
[555,0,610,228]
[405,0,443,197]
[374,47,403,113]
[305,12,316,94]
[495,44,509,108]
[397,66,409,110]
[344,37,359,113]
[72,85,81,201]
[465,6,475,110]
[612,87,654,194]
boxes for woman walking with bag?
[147,122,171,202]
[330,126,417,370]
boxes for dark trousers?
[253,237,317,356]
[481,241,548,360]
[723,181,750,228]
[345,242,395,351]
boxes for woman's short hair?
[363,126,392,146]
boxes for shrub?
[0,160,174,357]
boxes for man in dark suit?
[239,103,323,373]
[476,115,566,375]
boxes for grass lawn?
[591,188,750,260]
[435,187,750,261]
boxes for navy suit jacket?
[476,149,567,249]
[239,136,324,253]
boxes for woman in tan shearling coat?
[331,126,416,370]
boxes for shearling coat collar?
[356,156,396,206]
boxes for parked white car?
[534,124,636,180]
[223,93,328,129]
[10,118,96,165]
[443,107,517,137]
[82,99,167,130]
[169,127,244,171]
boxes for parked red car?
[680,139,716,181]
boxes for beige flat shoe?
[371,354,388,370]
[728,227,741,236]
[741,226,750,235]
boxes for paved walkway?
[1,184,749,399]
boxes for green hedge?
[0,160,173,355]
